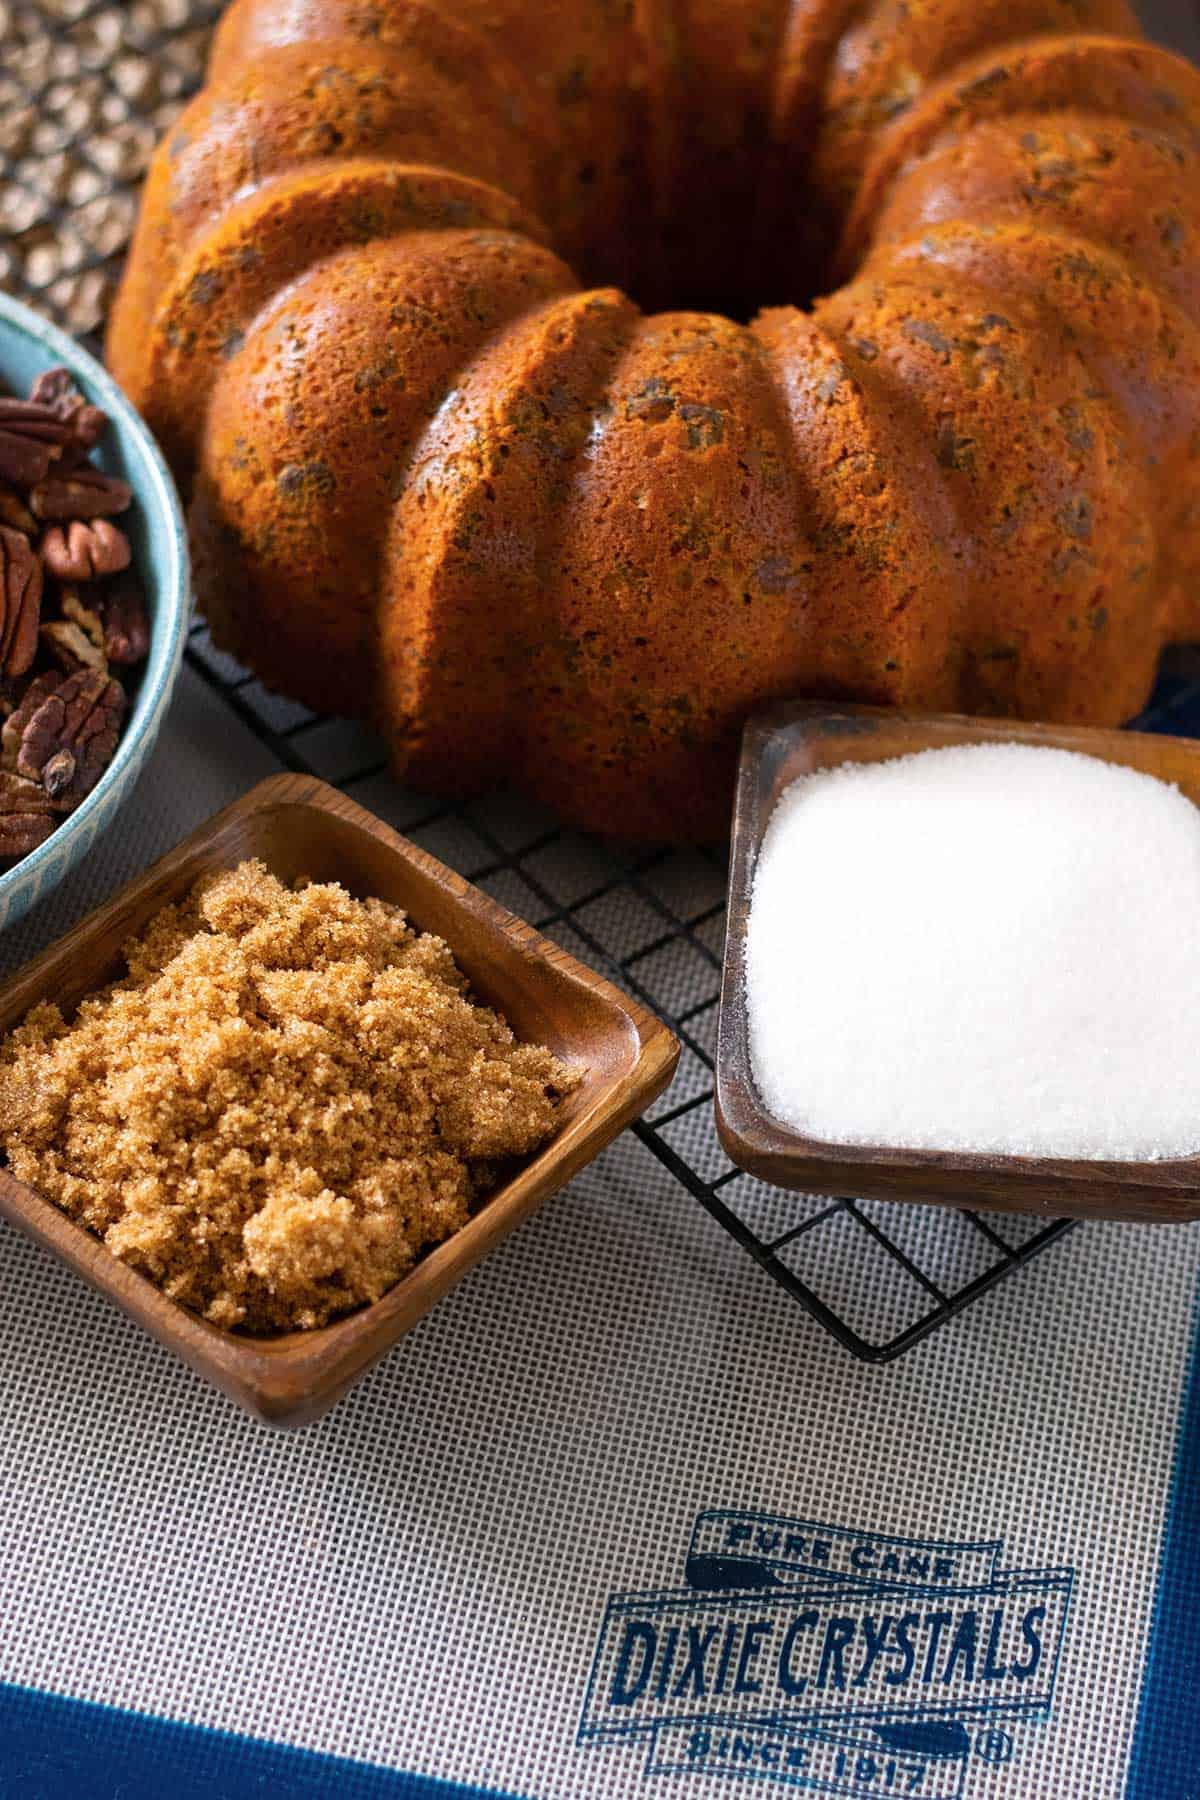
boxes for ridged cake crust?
[108,0,1200,840]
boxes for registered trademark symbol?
[975,1728,1014,1765]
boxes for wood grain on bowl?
[0,774,678,1425]
[716,703,1200,1223]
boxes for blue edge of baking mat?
[7,664,1200,1800]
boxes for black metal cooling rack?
[4,0,1199,1363]
[184,612,1118,1365]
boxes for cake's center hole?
[590,194,831,323]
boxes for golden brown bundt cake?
[108,0,1200,841]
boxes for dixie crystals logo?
[578,1510,1074,1798]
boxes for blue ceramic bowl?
[0,292,189,933]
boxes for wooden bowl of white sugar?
[715,703,1200,1222]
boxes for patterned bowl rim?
[0,290,190,910]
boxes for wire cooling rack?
[184,617,1112,1366]
[3,0,1198,1363]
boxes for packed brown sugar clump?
[0,861,580,1332]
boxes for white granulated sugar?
[745,742,1200,1160]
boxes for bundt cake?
[108,0,1200,841]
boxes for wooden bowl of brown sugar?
[0,774,678,1426]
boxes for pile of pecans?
[0,365,149,862]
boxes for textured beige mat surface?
[1,9,1199,1800]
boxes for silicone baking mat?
[2,5,1200,1798]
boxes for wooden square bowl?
[0,775,678,1425]
[716,702,1200,1224]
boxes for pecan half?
[29,464,132,521]
[0,765,68,811]
[0,808,56,859]
[0,482,37,537]
[2,672,58,770]
[28,367,107,454]
[41,618,108,675]
[0,398,73,489]
[41,518,131,581]
[61,586,107,653]
[0,764,68,857]
[2,667,125,808]
[0,525,43,680]
[0,820,55,856]
[100,573,150,666]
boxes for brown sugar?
[0,860,580,1331]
